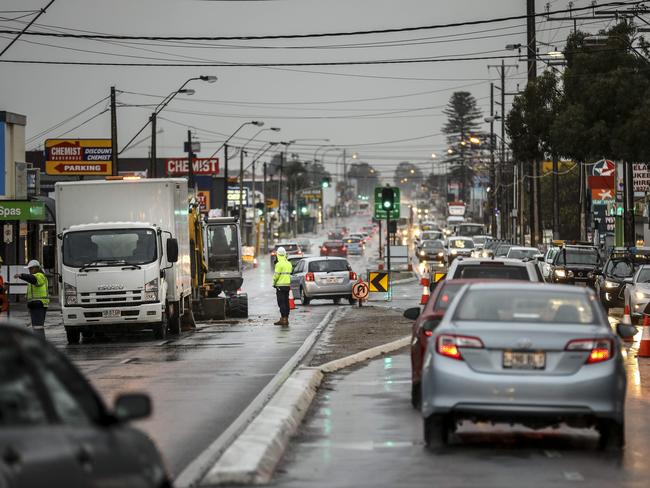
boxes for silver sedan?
[420,282,634,450]
[289,257,357,305]
[624,264,650,324]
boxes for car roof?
[509,246,538,251]
[302,256,347,262]
[466,282,589,294]
[452,257,531,266]
[276,242,299,246]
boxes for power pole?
[489,82,497,238]
[150,112,157,178]
[278,150,284,234]
[552,154,559,239]
[527,0,539,246]
[110,86,118,176]
[187,130,195,192]
[222,144,229,214]
[239,148,245,237]
[263,162,269,254]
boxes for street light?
[469,136,481,145]
[118,75,217,176]
[239,127,281,235]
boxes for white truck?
[55,178,191,344]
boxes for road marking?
[563,471,584,481]
[120,358,138,364]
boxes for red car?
[320,240,348,257]
[404,279,476,409]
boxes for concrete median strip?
[199,334,410,486]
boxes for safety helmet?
[276,247,287,256]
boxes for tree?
[347,162,379,198]
[393,162,423,198]
[441,91,484,201]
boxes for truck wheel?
[301,288,311,305]
[167,301,181,335]
[227,294,249,318]
[65,327,81,345]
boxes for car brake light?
[322,246,328,252]
[436,334,483,361]
[305,272,315,282]
[565,338,613,364]
[423,330,433,337]
[271,251,276,256]
[349,271,357,280]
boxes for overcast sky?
[0,0,620,178]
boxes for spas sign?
[0,201,45,221]
[45,139,113,175]
[166,158,219,176]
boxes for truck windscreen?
[63,229,157,267]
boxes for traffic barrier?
[622,305,634,343]
[419,284,430,305]
[253,258,258,269]
[638,315,650,357]
[420,277,430,287]
[289,289,296,310]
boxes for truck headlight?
[635,291,650,300]
[64,283,78,305]
[420,251,425,257]
[451,249,458,255]
[438,252,444,257]
[604,280,619,289]
[554,269,567,279]
[144,279,159,302]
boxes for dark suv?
[595,247,650,311]
[549,244,602,288]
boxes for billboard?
[45,139,113,175]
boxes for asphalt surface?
[7,215,402,479]
[275,343,650,488]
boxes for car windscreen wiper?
[79,259,127,272]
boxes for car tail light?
[436,334,484,361]
[271,251,276,256]
[305,272,315,282]
[349,271,357,280]
[342,246,347,252]
[321,246,328,252]
[565,338,613,364]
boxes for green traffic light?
[383,200,392,209]
[322,181,329,188]
[301,206,308,214]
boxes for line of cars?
[406,247,636,452]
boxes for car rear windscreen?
[278,244,299,252]
[457,265,530,280]
[454,289,597,324]
[433,282,464,311]
[309,260,350,273]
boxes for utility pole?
[263,162,269,254]
[278,150,285,235]
[252,161,256,250]
[222,144,229,215]
[489,82,497,238]
[239,148,245,239]
[552,154,559,239]
[110,86,118,176]
[149,112,157,178]
[187,130,195,192]
[527,0,539,246]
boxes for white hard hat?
[25,259,41,269]
[276,247,287,256]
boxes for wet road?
[276,343,650,488]
[42,216,393,478]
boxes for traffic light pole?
[378,220,383,260]
[386,213,391,276]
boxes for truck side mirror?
[166,238,179,263]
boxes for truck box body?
[55,179,190,328]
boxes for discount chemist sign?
[0,201,45,221]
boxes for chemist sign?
[45,139,113,175]
[166,158,219,176]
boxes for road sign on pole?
[368,271,389,293]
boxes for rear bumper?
[304,281,353,297]
[421,354,625,422]
[62,302,163,327]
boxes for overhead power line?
[0,1,637,41]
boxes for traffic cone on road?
[253,258,258,269]
[622,305,635,343]
[420,284,430,305]
[638,315,650,357]
[289,289,296,310]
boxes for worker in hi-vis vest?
[272,247,292,326]
[15,259,49,338]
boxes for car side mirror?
[114,393,151,423]
[617,323,638,339]
[623,277,633,284]
[166,238,179,263]
[403,307,420,320]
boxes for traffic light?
[255,202,264,216]
[381,187,395,210]
[321,177,331,189]
[300,206,308,215]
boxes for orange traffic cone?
[289,289,296,310]
[622,305,634,343]
[420,284,430,305]
[638,315,650,357]
[253,258,258,269]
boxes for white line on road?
[563,471,585,481]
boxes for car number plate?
[102,310,121,318]
[503,351,545,370]
[575,281,587,287]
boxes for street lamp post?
[118,75,217,177]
